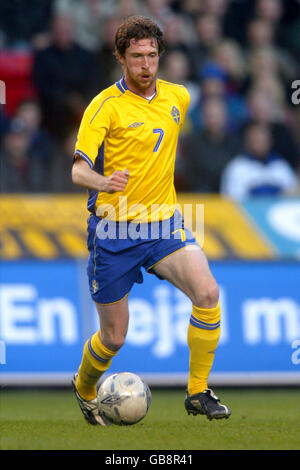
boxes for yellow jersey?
[74,76,190,221]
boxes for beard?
[126,68,157,93]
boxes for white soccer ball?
[97,372,151,425]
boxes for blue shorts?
[86,210,198,304]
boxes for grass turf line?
[0,388,300,450]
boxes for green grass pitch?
[0,388,299,450]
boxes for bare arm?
[72,157,129,193]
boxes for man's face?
[245,125,271,158]
[118,38,159,93]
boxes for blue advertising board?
[1,260,300,385]
[0,260,85,382]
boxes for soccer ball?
[97,372,151,425]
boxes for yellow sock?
[187,301,221,395]
[75,331,117,401]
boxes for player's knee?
[102,333,126,352]
[111,338,125,352]
[192,281,219,309]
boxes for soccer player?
[71,15,231,425]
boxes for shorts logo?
[172,228,186,242]
[128,122,144,128]
[92,279,99,293]
[171,106,180,124]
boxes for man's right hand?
[103,169,130,193]
[72,157,130,194]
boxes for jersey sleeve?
[179,86,190,129]
[73,96,111,168]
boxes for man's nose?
[142,56,150,68]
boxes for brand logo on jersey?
[171,106,180,124]
[128,122,144,128]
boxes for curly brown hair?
[114,15,166,58]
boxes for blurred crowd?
[0,0,299,199]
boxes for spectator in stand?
[221,122,299,199]
[161,14,191,56]
[96,16,123,88]
[246,19,298,84]
[247,46,279,83]
[159,50,200,112]
[0,118,50,192]
[255,0,282,25]
[189,62,248,133]
[15,98,56,163]
[245,90,300,171]
[189,14,223,80]
[33,14,100,140]
[182,97,241,193]
[118,0,142,17]
[139,0,173,25]
[245,46,291,112]
[246,18,275,52]
[249,75,287,120]
[212,40,247,95]
[176,0,208,39]
[53,0,116,52]
[179,0,203,17]
[253,0,300,75]
[200,0,229,17]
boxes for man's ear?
[115,51,125,66]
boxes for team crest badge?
[171,106,180,124]
[92,279,99,293]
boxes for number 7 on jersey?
[153,128,164,153]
